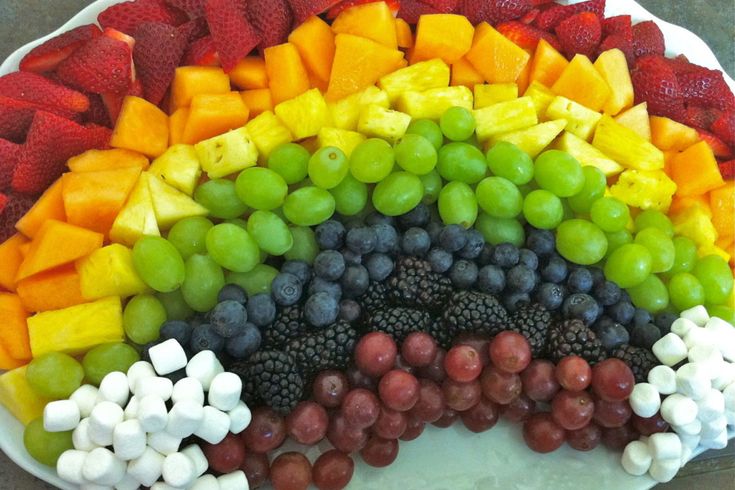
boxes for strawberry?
[205,0,261,72]
[529,0,554,4]
[83,93,112,127]
[712,111,735,147]
[456,0,491,25]
[57,35,134,95]
[665,54,693,74]
[177,16,209,41]
[0,71,90,114]
[0,193,7,215]
[630,55,685,120]
[98,0,184,35]
[719,160,735,180]
[598,33,634,66]
[555,12,601,58]
[534,0,605,31]
[486,0,532,24]
[399,0,443,24]
[631,20,664,59]
[683,106,721,131]
[0,96,54,143]
[101,79,145,124]
[327,0,401,19]
[247,0,294,50]
[165,0,206,18]
[420,0,460,12]
[0,194,36,242]
[19,24,102,74]
[677,66,735,112]
[497,21,561,51]
[288,0,342,24]
[520,8,540,24]
[183,36,220,66]
[602,15,631,36]
[698,130,733,159]
[0,138,21,190]
[133,22,189,105]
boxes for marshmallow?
[113,419,146,461]
[124,395,139,421]
[700,415,727,440]
[194,406,230,444]
[670,317,696,338]
[712,362,735,391]
[647,433,682,460]
[57,449,88,484]
[44,399,80,432]
[115,473,140,490]
[680,444,693,467]
[676,363,711,400]
[82,447,127,486]
[621,441,652,476]
[166,400,204,438]
[700,428,728,449]
[150,339,189,376]
[647,365,677,395]
[678,432,701,450]
[228,401,252,434]
[186,351,224,391]
[208,372,242,411]
[127,446,165,487]
[73,418,98,451]
[134,376,173,401]
[680,305,709,326]
[80,485,110,490]
[98,371,130,407]
[648,458,680,483]
[191,474,220,490]
[629,383,660,418]
[652,333,688,366]
[162,452,197,488]
[151,483,185,490]
[71,385,100,418]
[127,361,157,392]
[172,377,205,405]
[138,395,168,433]
[672,418,701,436]
[684,327,716,350]
[89,401,124,447]
[661,393,699,426]
[696,389,725,422]
[148,431,181,455]
[688,345,724,379]
[218,470,249,490]
[704,317,735,361]
[181,444,208,477]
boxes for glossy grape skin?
[283,187,336,226]
[156,289,194,321]
[372,172,424,217]
[235,167,288,210]
[440,106,476,142]
[394,134,438,175]
[668,273,706,312]
[523,413,566,453]
[438,181,478,227]
[634,210,674,237]
[534,150,584,197]
[568,166,606,213]
[123,293,167,344]
[132,236,186,293]
[604,244,652,288]
[486,141,534,185]
[194,179,248,219]
[669,236,698,274]
[226,263,279,297]
[556,219,608,265]
[81,343,140,386]
[437,143,487,184]
[350,138,395,183]
[420,170,443,204]
[247,210,294,256]
[23,418,73,466]
[312,450,354,490]
[476,176,523,218]
[167,217,214,260]
[523,190,563,230]
[284,227,319,264]
[309,146,349,189]
[605,229,633,258]
[406,119,443,150]
[476,213,525,247]
[706,305,735,324]
[330,173,369,216]
[26,352,84,399]
[590,197,630,233]
[268,143,310,184]
[181,254,225,312]
[634,228,675,273]
[205,223,260,273]
[627,274,670,313]
[693,255,734,304]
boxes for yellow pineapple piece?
[609,169,677,212]
[328,86,390,131]
[553,131,624,177]
[378,59,451,103]
[77,244,149,300]
[244,111,293,163]
[110,174,160,246]
[194,127,258,179]
[317,128,366,157]
[0,366,51,425]
[474,83,518,109]
[615,102,651,141]
[275,88,331,140]
[148,144,202,196]
[491,120,566,158]
[396,86,473,120]
[145,173,208,229]
[545,96,602,141]
[672,204,718,247]
[593,115,664,171]
[594,49,634,115]
[698,243,730,263]
[523,81,555,119]
[474,96,537,142]
[357,105,411,143]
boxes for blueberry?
[190,324,225,354]
[341,265,370,297]
[160,320,193,346]
[342,218,364,232]
[140,341,160,363]
[589,267,606,287]
[518,248,539,270]
[189,315,206,330]
[633,308,653,328]
[477,244,494,266]
[397,203,430,229]
[504,292,530,313]
[477,265,505,294]
[226,323,262,360]
[372,223,398,254]
[339,299,361,323]
[491,243,520,268]
[271,273,303,306]
[314,250,346,281]
[426,221,443,245]
[246,293,276,327]
[526,229,555,257]
[401,227,431,256]
[655,312,678,335]
[439,224,468,252]
[449,259,478,289]
[630,323,661,350]
[281,261,311,285]
[308,277,342,300]
[315,220,346,250]
[593,318,630,351]
[365,212,394,227]
[365,253,394,281]
[458,229,485,259]
[304,292,340,327]
[210,300,247,338]
[541,255,568,283]
[607,301,635,325]
[567,268,593,293]
[562,293,601,325]
[427,248,453,273]
[506,265,536,293]
[346,227,377,255]
[594,280,622,306]
[217,284,247,304]
[340,247,363,266]
[535,283,566,311]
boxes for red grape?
[409,379,445,423]
[444,345,483,382]
[286,401,329,445]
[394,355,416,374]
[551,390,595,430]
[455,333,491,367]
[567,422,602,451]
[402,332,437,367]
[416,347,447,383]
[378,370,420,412]
[346,365,377,392]
[520,360,560,402]
[327,413,368,453]
[502,394,536,423]
[240,452,269,489]
[488,331,531,373]
[442,378,481,412]
[360,436,399,467]
[312,450,354,490]
[631,413,669,436]
[313,370,350,408]
[593,397,632,428]
[241,407,287,453]
[461,397,499,433]
[591,359,635,402]
[601,423,639,450]
[342,389,381,429]
[480,365,522,405]
[399,414,425,441]
[202,433,245,473]
[270,452,311,490]
[355,332,397,378]
[555,356,592,391]
[432,407,460,428]
[373,406,407,440]
[523,412,566,453]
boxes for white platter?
[1,1,733,489]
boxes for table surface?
[0,0,733,489]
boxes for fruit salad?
[0,0,734,489]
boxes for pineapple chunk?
[378,59,451,102]
[524,81,556,119]
[474,83,518,109]
[615,102,651,141]
[491,120,567,158]
[145,173,208,229]
[317,128,366,157]
[698,243,731,263]
[0,366,51,425]
[194,127,258,179]
[546,96,602,141]
[327,86,390,131]
[28,296,124,357]
[77,244,149,300]
[553,131,624,177]
[474,96,538,142]
[245,111,293,163]
[609,169,677,212]
[672,204,718,247]
[396,86,473,120]
[148,144,202,196]
[110,174,160,246]
[357,104,411,143]
[275,88,331,140]
[594,49,634,116]
[593,115,664,170]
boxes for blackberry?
[547,319,605,365]
[510,303,552,357]
[230,350,303,415]
[263,305,307,349]
[441,290,510,338]
[425,318,455,350]
[286,321,358,379]
[385,256,453,312]
[366,307,434,344]
[610,344,658,383]
[358,281,389,316]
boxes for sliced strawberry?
[165,0,206,18]
[698,130,733,159]
[665,54,694,74]
[101,79,144,124]
[205,0,261,71]
[683,105,722,131]
[677,66,735,112]
[497,21,561,51]
[19,24,102,74]
[0,96,53,143]
[247,0,293,50]
[177,16,209,41]
[98,0,184,35]
[0,193,8,215]
[182,35,220,66]
[632,20,664,59]
[529,0,554,4]
[399,0,443,24]
[0,71,90,114]
[602,15,631,36]
[327,0,401,19]
[83,93,112,127]
[597,33,634,66]
[719,160,735,180]
[555,11,601,58]
[420,0,460,12]
[712,111,735,147]
[0,194,36,242]
[456,0,490,25]
[0,138,21,190]
[534,0,605,31]
[288,0,342,24]
[56,35,134,95]
[520,8,541,24]
[631,55,685,120]
[133,22,189,105]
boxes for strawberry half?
[497,21,561,51]
[485,0,532,24]
[133,22,189,105]
[555,12,601,58]
[165,0,206,18]
[19,24,102,74]
[630,55,685,120]
[598,34,634,66]
[0,194,36,242]
[631,20,664,59]
[712,111,735,147]
[419,0,460,12]
[98,0,185,35]
[0,193,7,215]
[205,0,261,72]
[0,71,90,114]
[288,0,342,24]
[247,0,294,50]
[719,160,735,180]
[183,36,220,66]
[83,93,113,128]
[698,130,733,159]
[683,105,722,131]
[677,66,735,112]
[177,16,209,42]
[399,0,444,24]
[534,0,605,31]
[0,138,21,190]
[0,96,75,143]
[602,15,631,36]
[327,0,401,19]
[57,35,134,95]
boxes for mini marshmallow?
[166,400,204,438]
[218,470,249,490]
[181,444,208,477]
[191,474,220,490]
[151,483,185,490]
[621,441,652,476]
[676,363,711,400]
[44,399,80,432]
[629,383,660,418]
[89,401,124,447]
[80,485,110,490]
[680,305,709,326]
[127,447,165,487]
[712,362,735,391]
[700,415,727,440]
[661,393,699,426]
[147,431,181,455]
[208,372,242,411]
[134,376,173,400]
[112,419,146,461]
[138,395,168,433]
[678,432,701,450]
[672,418,701,436]
[71,385,100,418]
[186,351,224,391]
[696,389,725,422]
[704,317,735,361]
[647,432,682,460]
[647,365,677,395]
[150,339,188,376]
[82,447,127,486]
[115,473,140,490]
[127,361,157,392]
[194,406,230,444]
[172,377,205,405]
[680,444,693,467]
[684,327,716,350]
[652,333,688,367]
[228,401,252,434]
[688,345,724,379]
[162,452,197,488]
[123,395,139,421]
[98,371,130,407]
[671,317,696,338]
[648,458,680,483]
[57,449,88,484]
[73,418,98,451]
[700,428,728,449]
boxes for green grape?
[330,173,368,216]
[226,263,279,296]
[132,236,186,292]
[635,228,675,273]
[634,209,674,236]
[156,289,194,321]
[226,218,248,229]
[284,226,319,264]
[26,352,83,399]
[283,186,336,226]
[534,150,585,197]
[627,275,669,313]
[194,179,248,219]
[205,223,260,272]
[668,272,706,311]
[522,189,563,229]
[439,106,476,142]
[350,138,395,183]
[438,181,478,227]
[372,171,424,216]
[462,133,482,150]
[437,142,487,184]
[235,167,288,210]
[82,343,140,386]
[707,305,735,324]
[24,418,73,466]
[246,210,293,256]
[669,236,698,274]
[476,213,525,246]
[476,176,523,218]
[181,254,225,312]
[556,219,608,265]
[567,166,606,214]
[693,255,734,304]
[605,229,633,257]
[123,294,167,344]
[167,217,214,260]
[604,243,652,288]
[406,119,443,150]
[561,199,575,221]
[486,141,534,185]
[308,146,349,189]
[420,170,443,204]
[268,142,310,184]
[590,197,630,233]
[394,134,438,175]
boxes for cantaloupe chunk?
[669,194,712,218]
[332,1,397,49]
[228,56,269,90]
[110,96,169,158]
[171,66,230,111]
[412,14,474,64]
[0,343,24,370]
[594,49,633,115]
[182,92,250,145]
[265,42,311,105]
[649,116,700,151]
[14,179,65,239]
[0,293,30,361]
[16,264,85,312]
[396,18,413,49]
[109,174,160,246]
[169,107,189,146]
[670,140,725,197]
[289,16,336,86]
[710,182,735,241]
[0,234,28,292]
[529,39,568,88]
[615,102,651,141]
[466,23,530,84]
[451,57,484,88]
[67,149,149,172]
[552,54,611,112]
[241,89,273,118]
[18,242,30,258]
[0,366,51,424]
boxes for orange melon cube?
[412,14,474,65]
[228,56,269,90]
[451,57,484,88]
[669,193,712,218]
[466,22,530,84]
[396,18,413,49]
[650,116,700,151]
[0,293,30,361]
[16,264,85,312]
[529,39,568,88]
[552,54,611,112]
[169,107,189,146]
[516,49,532,94]
[332,1,397,49]
[265,43,311,105]
[14,179,65,239]
[241,89,273,118]
[594,48,633,115]
[110,96,169,158]
[67,149,149,173]
[0,343,24,370]
[288,16,336,86]
[670,140,725,197]
[182,92,250,144]
[18,242,30,258]
[170,66,231,111]
[710,182,735,240]
[0,234,28,292]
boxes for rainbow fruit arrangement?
[0,0,734,488]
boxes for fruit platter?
[0,0,734,488]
